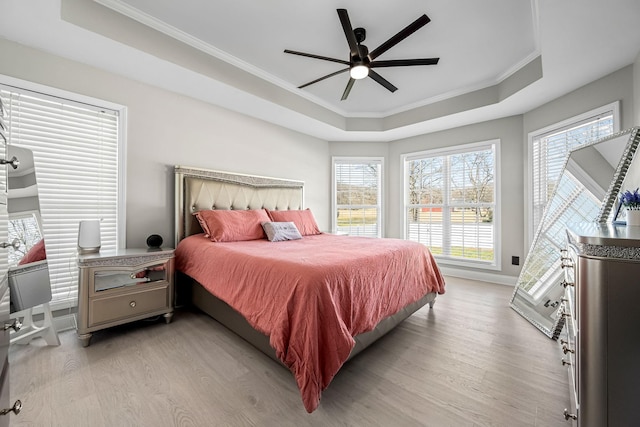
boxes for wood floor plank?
[8,276,571,426]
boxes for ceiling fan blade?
[341,78,355,101]
[369,70,398,93]
[284,49,350,65]
[337,9,359,57]
[371,58,439,68]
[369,14,431,61]
[298,68,350,89]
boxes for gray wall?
[0,38,331,249]
[1,37,637,282]
[332,64,638,282]
[388,116,524,279]
[635,53,640,125]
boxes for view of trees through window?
[8,214,42,265]
[405,144,496,264]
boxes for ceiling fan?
[284,9,440,100]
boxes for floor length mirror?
[6,145,59,345]
[510,127,640,338]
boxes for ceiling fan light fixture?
[350,64,369,80]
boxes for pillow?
[194,209,271,242]
[261,222,303,242]
[267,208,321,236]
[18,238,47,265]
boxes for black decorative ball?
[146,234,163,248]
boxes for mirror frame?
[510,126,640,338]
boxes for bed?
[174,166,445,412]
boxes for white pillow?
[261,221,303,242]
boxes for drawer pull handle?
[562,344,575,354]
[563,409,577,420]
[0,239,20,250]
[129,301,136,308]
[560,261,574,269]
[0,400,22,416]
[0,156,19,169]
[4,318,22,332]
[560,280,574,288]
[561,358,571,366]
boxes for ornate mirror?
[510,127,640,338]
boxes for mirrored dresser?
[562,223,640,426]
[76,248,175,347]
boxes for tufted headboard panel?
[174,166,304,242]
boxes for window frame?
[0,74,127,311]
[402,139,501,270]
[526,101,619,246]
[331,156,384,237]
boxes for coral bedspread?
[175,233,445,412]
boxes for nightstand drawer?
[88,284,169,327]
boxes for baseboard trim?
[53,313,77,333]
[440,267,517,286]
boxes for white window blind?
[531,108,615,235]
[333,158,382,237]
[404,142,498,267]
[0,87,119,308]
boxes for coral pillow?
[18,238,47,265]
[194,209,271,242]
[267,209,321,236]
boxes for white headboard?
[174,166,305,242]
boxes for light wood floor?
[9,277,571,427]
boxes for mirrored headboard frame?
[596,127,640,222]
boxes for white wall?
[0,38,330,248]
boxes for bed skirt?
[183,274,436,366]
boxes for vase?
[627,209,640,226]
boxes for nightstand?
[76,248,174,347]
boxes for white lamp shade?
[78,220,101,254]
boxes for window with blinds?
[530,103,617,239]
[332,157,382,237]
[0,86,120,309]
[404,141,499,268]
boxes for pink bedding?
[175,233,445,412]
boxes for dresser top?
[567,223,640,247]
[77,247,174,266]
[567,223,640,260]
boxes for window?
[332,157,383,237]
[1,83,123,310]
[403,141,499,269]
[529,102,618,241]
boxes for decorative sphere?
[146,234,163,248]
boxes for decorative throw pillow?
[194,209,271,242]
[267,208,322,236]
[261,222,303,242]
[18,238,47,265]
